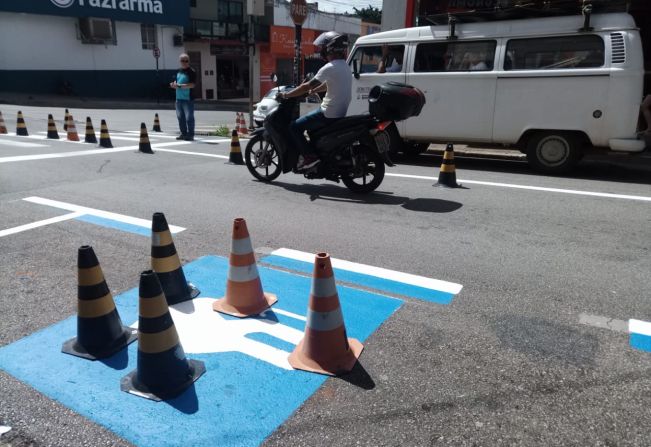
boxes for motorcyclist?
[278,31,352,171]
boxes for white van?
[347,13,646,173]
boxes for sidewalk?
[0,91,249,112]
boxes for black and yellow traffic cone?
[16,111,28,136]
[120,270,205,401]
[99,119,113,148]
[151,212,199,306]
[66,114,80,141]
[84,117,97,144]
[434,143,461,188]
[63,109,69,131]
[61,246,137,360]
[139,123,154,154]
[153,113,162,132]
[228,129,244,165]
[46,114,60,139]
[0,111,8,134]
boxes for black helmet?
[313,31,348,59]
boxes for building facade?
[0,0,189,98]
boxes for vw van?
[347,13,645,173]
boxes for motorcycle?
[244,94,395,194]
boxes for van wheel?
[526,132,581,174]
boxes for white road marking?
[0,140,191,163]
[272,308,307,322]
[271,248,463,295]
[154,148,229,159]
[0,212,83,238]
[133,298,304,370]
[0,139,48,148]
[578,313,629,333]
[22,196,185,233]
[629,319,651,336]
[387,173,651,203]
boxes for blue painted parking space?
[0,256,402,447]
[629,319,651,353]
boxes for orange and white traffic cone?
[66,114,80,141]
[0,111,8,134]
[238,112,248,135]
[213,218,277,317]
[288,252,363,376]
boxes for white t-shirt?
[314,59,352,118]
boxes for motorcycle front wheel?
[245,135,282,182]
[341,144,385,194]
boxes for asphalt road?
[1,105,650,447]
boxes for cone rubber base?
[212,292,277,318]
[228,153,244,165]
[120,359,205,401]
[434,181,461,188]
[288,338,363,376]
[61,326,137,360]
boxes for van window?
[505,35,605,70]
[350,45,405,74]
[414,41,496,72]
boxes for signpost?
[153,46,160,104]
[290,0,308,86]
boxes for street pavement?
[0,105,650,447]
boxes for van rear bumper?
[609,138,646,152]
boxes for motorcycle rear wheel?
[245,135,282,182]
[341,144,385,194]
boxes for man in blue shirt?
[170,53,197,141]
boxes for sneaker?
[297,154,320,171]
[176,135,186,140]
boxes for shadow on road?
[396,152,651,186]
[263,181,463,213]
[339,360,376,390]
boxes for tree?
[353,5,382,24]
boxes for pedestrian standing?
[170,53,197,141]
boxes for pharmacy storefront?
[0,0,189,98]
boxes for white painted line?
[386,173,651,203]
[578,313,629,333]
[0,140,191,163]
[0,140,48,148]
[105,136,142,142]
[271,308,307,322]
[22,197,186,234]
[154,148,229,159]
[122,131,179,139]
[629,319,651,336]
[0,212,83,238]
[2,133,47,140]
[271,248,463,295]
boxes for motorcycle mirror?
[352,59,360,80]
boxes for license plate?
[374,131,391,154]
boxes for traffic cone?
[99,119,113,148]
[288,252,363,376]
[120,270,205,401]
[61,246,137,360]
[84,117,97,144]
[63,109,69,131]
[46,114,60,139]
[151,212,199,306]
[139,123,154,154]
[66,114,80,141]
[16,111,28,136]
[153,113,162,132]
[213,218,277,317]
[0,111,8,134]
[434,143,461,188]
[228,129,244,165]
[238,112,248,135]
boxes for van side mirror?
[353,59,360,79]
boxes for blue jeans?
[289,109,336,157]
[176,100,195,137]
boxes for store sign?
[0,0,188,26]
[270,26,318,56]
